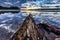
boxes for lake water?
[0,12,60,40]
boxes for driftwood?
[10,14,41,40]
[38,23,60,40]
[38,23,60,35]
[10,14,60,40]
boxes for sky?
[0,0,60,7]
[0,0,36,7]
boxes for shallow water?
[0,12,60,40]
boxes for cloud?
[3,2,13,5]
[14,1,20,4]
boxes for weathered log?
[10,14,60,40]
[38,23,60,35]
[38,23,60,40]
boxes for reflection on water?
[0,12,60,40]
